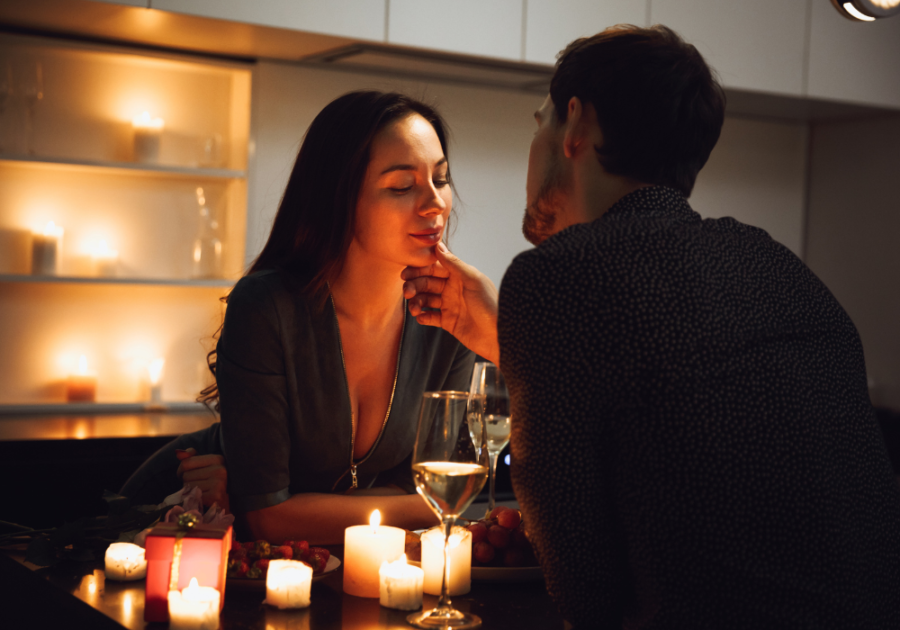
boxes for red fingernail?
[175,449,187,454]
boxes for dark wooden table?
[1,548,565,630]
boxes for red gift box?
[144,521,232,622]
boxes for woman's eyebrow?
[379,157,447,176]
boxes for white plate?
[227,555,341,590]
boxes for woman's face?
[354,113,452,268]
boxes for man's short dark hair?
[550,25,725,197]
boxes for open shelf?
[0,153,246,179]
[0,273,236,287]
[0,401,210,416]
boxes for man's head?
[523,25,726,245]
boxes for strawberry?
[273,545,293,560]
[309,546,330,563]
[308,552,327,573]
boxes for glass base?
[407,607,482,629]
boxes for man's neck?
[576,171,653,224]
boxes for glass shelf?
[0,401,210,416]
[0,153,246,179]
[0,274,236,287]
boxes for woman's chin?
[405,247,438,268]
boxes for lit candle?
[104,542,147,581]
[167,577,220,630]
[66,355,97,403]
[421,526,471,596]
[91,239,119,277]
[343,509,406,598]
[32,221,63,275]
[132,111,164,163]
[148,358,165,404]
[265,559,313,609]
[379,554,423,611]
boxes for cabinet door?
[650,0,807,96]
[150,0,386,42]
[807,0,900,109]
[525,0,648,65]
[388,0,523,61]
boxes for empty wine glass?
[22,59,43,156]
[468,362,511,516]
[408,391,488,630]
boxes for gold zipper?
[330,292,406,492]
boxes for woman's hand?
[176,448,230,512]
[402,242,500,364]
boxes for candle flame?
[148,358,165,385]
[77,355,89,375]
[43,221,64,237]
[184,577,200,596]
[132,111,165,129]
[369,509,381,532]
[399,553,407,565]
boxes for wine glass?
[468,362,511,516]
[22,59,43,156]
[408,391,488,630]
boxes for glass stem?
[436,517,456,612]
[487,450,499,515]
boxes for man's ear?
[562,96,588,159]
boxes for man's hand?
[176,448,230,512]
[402,242,500,364]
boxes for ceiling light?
[832,0,900,21]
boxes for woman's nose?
[419,184,448,215]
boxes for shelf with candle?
[0,153,246,179]
[66,355,97,403]
[0,273,236,287]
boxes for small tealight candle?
[104,542,147,581]
[90,239,118,277]
[343,509,406,598]
[66,355,97,403]
[265,559,313,609]
[132,111,164,163]
[168,577,220,630]
[421,526,472,596]
[379,554,423,611]
[32,221,63,276]
[147,357,165,404]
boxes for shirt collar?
[604,185,695,220]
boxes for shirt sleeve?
[499,249,627,629]
[216,276,292,513]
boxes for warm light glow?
[370,509,381,532]
[77,355,89,376]
[132,111,165,130]
[91,239,118,260]
[869,0,900,8]
[148,358,165,385]
[41,221,64,238]
[843,2,877,19]
[196,187,206,206]
[182,577,207,601]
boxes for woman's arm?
[242,491,439,545]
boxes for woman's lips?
[409,228,442,245]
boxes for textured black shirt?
[499,187,900,629]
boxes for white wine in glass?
[408,391,488,630]
[468,362,511,516]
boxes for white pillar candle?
[265,559,313,609]
[168,577,220,630]
[104,542,147,581]
[421,526,472,596]
[343,509,406,598]
[148,358,165,404]
[379,554,423,611]
[91,239,118,277]
[132,111,164,163]
[32,221,63,275]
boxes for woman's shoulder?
[229,269,317,315]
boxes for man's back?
[500,186,900,629]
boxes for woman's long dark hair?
[199,91,452,410]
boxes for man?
[402,25,900,629]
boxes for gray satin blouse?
[217,270,475,513]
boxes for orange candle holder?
[144,520,232,623]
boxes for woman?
[121,91,474,544]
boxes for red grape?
[487,524,510,549]
[489,506,508,521]
[497,509,521,530]
[467,522,488,544]
[473,541,495,564]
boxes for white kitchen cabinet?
[524,0,648,65]
[807,0,900,109]
[650,0,808,96]
[388,0,523,61]
[149,0,386,42]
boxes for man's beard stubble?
[522,151,569,247]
